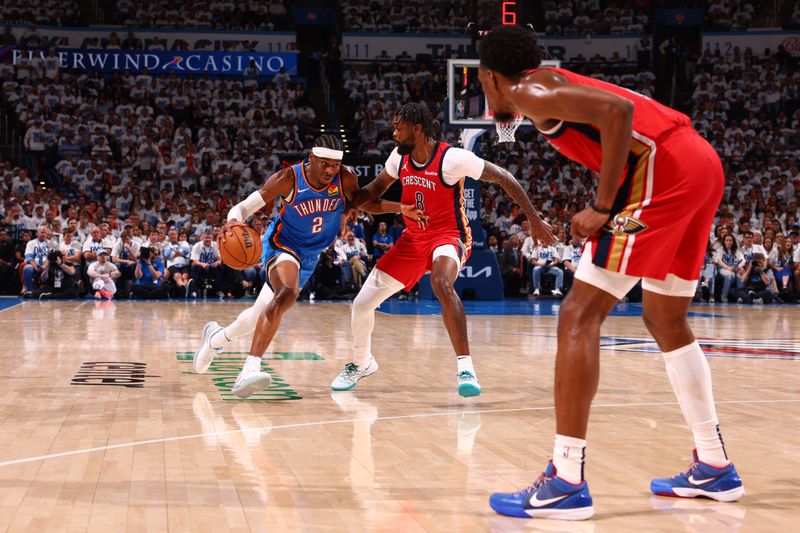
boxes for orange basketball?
[219,225,262,270]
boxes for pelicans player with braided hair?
[331,102,555,396]
[191,135,426,398]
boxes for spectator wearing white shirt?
[713,234,742,302]
[338,231,369,290]
[22,225,53,295]
[561,237,585,293]
[531,241,563,297]
[163,227,192,296]
[82,226,106,265]
[189,230,222,297]
[59,228,82,264]
[87,250,120,299]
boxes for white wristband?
[228,190,265,222]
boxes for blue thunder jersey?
[262,162,346,287]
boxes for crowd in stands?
[341,0,470,33]
[541,0,650,35]
[0,31,321,299]
[114,0,290,31]
[472,44,800,303]
[341,43,799,304]
[705,0,759,31]
[1,23,798,303]
[791,0,800,28]
[0,1,80,27]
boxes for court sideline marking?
[0,398,797,468]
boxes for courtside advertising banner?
[8,47,297,75]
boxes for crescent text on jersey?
[401,175,438,191]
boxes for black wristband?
[591,202,612,215]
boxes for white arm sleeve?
[383,148,402,179]
[441,147,486,186]
[227,190,265,222]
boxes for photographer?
[730,253,777,304]
[35,249,79,299]
[131,246,168,299]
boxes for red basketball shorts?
[375,232,471,291]
[587,127,724,282]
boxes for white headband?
[312,147,344,160]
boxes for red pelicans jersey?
[377,142,486,289]
[395,142,471,245]
[530,67,723,281]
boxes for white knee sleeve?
[216,284,275,347]
[352,268,404,362]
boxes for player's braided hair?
[478,25,543,78]
[394,102,439,140]
[314,134,344,151]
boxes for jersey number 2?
[415,191,425,211]
[311,216,323,234]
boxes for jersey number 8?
[415,191,425,211]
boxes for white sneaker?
[552,288,563,297]
[331,357,379,391]
[232,361,272,399]
[533,288,540,296]
[193,321,223,373]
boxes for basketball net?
[495,114,524,144]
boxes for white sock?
[456,355,474,374]
[210,285,275,349]
[552,434,586,484]
[352,269,403,367]
[662,341,729,467]
[243,355,262,372]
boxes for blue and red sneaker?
[650,450,745,502]
[489,461,594,520]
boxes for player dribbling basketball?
[191,135,425,397]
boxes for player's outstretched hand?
[529,216,556,246]
[219,220,248,246]
[400,204,429,230]
[571,207,610,238]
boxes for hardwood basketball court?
[0,298,798,531]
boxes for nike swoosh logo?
[296,188,310,194]
[688,474,721,485]
[529,492,570,508]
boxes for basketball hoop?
[495,114,524,144]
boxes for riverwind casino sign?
[9,48,297,75]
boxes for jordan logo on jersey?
[605,215,647,236]
[291,197,342,217]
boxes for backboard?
[446,58,561,127]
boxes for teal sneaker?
[331,357,379,391]
[458,370,481,397]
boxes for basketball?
[219,225,262,270]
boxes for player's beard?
[396,142,414,155]
[493,111,516,123]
